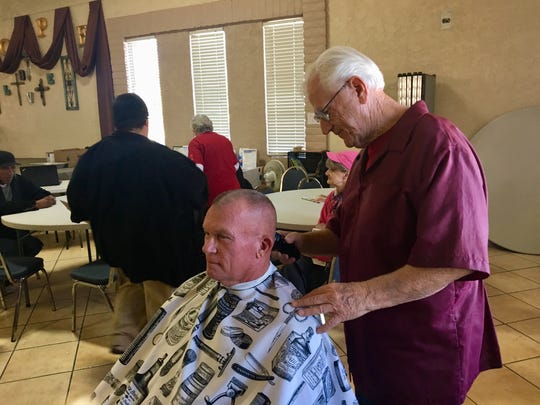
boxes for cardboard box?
[53,148,86,168]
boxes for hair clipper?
[273,233,301,259]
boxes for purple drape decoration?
[0,0,114,137]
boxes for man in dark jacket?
[67,93,208,354]
[0,151,56,256]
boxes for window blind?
[124,37,166,145]
[189,29,231,139]
[263,18,305,155]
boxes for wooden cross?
[10,74,24,106]
[34,78,50,106]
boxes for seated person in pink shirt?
[279,150,358,294]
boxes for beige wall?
[226,23,268,157]
[1,0,539,160]
[327,0,540,151]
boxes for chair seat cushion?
[71,260,112,285]
[2,257,44,280]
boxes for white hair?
[306,46,385,92]
[191,114,213,134]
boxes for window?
[124,37,166,144]
[189,29,231,138]
[263,18,305,155]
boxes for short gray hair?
[192,114,213,134]
[212,189,277,230]
[306,46,385,92]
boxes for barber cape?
[92,264,357,404]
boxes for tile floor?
[0,233,539,404]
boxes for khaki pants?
[111,267,175,349]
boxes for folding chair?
[280,167,308,191]
[0,252,56,342]
[298,176,323,189]
[71,260,116,332]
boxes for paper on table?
[301,195,326,203]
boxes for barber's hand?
[271,250,296,264]
[35,195,56,209]
[271,232,303,264]
[291,282,368,333]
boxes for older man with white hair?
[281,46,502,404]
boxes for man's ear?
[259,234,274,258]
[349,76,368,104]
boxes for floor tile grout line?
[13,280,47,348]
[489,270,540,283]
[0,369,72,385]
[503,354,540,366]
[65,281,93,405]
[503,322,540,345]
[44,234,81,405]
[503,317,540,327]
[486,285,540,296]
[505,292,540,310]
[502,362,540,390]
[495,316,540,330]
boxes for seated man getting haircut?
[91,189,357,404]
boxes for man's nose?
[203,237,216,254]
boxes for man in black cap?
[0,150,56,256]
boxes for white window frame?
[189,28,231,139]
[263,18,305,156]
[124,36,166,145]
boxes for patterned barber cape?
[92,264,357,404]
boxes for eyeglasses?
[313,82,348,123]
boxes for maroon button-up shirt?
[327,101,501,404]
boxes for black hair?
[113,93,149,131]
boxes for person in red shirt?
[188,115,240,204]
[279,46,501,404]
[316,150,358,226]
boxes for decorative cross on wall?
[34,78,50,106]
[10,74,24,106]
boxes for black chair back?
[298,177,323,189]
[20,165,60,186]
[280,167,308,191]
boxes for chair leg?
[0,283,6,310]
[72,283,78,332]
[11,281,24,342]
[65,230,71,250]
[40,269,56,312]
[23,279,31,307]
[98,286,114,312]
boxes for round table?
[471,106,540,254]
[267,188,332,231]
[1,195,92,260]
[42,180,70,195]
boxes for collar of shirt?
[365,100,430,171]
[227,263,277,292]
